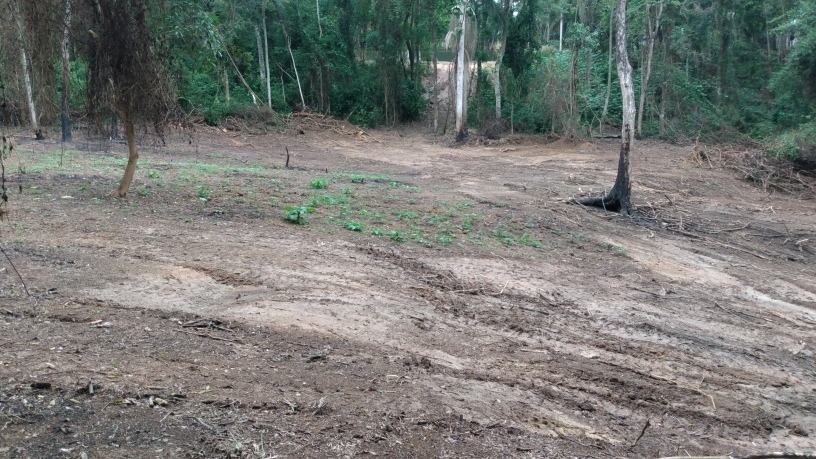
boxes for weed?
[491,226,515,245]
[341,187,355,195]
[343,220,364,232]
[358,209,369,216]
[388,230,406,242]
[137,188,151,198]
[389,181,401,188]
[147,170,160,179]
[424,214,448,225]
[394,210,418,220]
[434,233,454,246]
[309,178,328,189]
[454,201,475,210]
[371,228,385,237]
[306,194,348,207]
[461,215,477,233]
[614,247,628,257]
[518,233,543,249]
[284,206,315,224]
[197,185,213,201]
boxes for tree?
[492,0,511,120]
[60,0,73,143]
[84,0,176,197]
[578,0,634,214]
[454,0,471,141]
[11,0,41,138]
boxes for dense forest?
[1,0,814,161]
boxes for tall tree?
[636,0,663,137]
[60,0,73,143]
[85,0,176,197]
[492,0,511,120]
[579,0,634,214]
[11,0,40,138]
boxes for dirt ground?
[0,121,814,459]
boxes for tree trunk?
[117,110,139,198]
[493,0,511,120]
[637,0,663,138]
[559,12,564,51]
[600,11,613,137]
[255,26,265,82]
[12,0,39,136]
[455,0,468,141]
[262,2,272,109]
[432,0,439,133]
[61,0,73,143]
[578,0,634,215]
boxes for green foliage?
[284,206,315,225]
[342,220,364,232]
[309,178,328,189]
[767,120,816,162]
[197,185,213,201]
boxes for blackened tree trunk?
[578,0,634,215]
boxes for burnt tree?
[84,0,174,197]
[579,0,635,215]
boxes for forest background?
[1,0,814,165]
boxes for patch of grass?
[491,226,515,245]
[306,194,348,207]
[146,170,160,179]
[137,187,151,198]
[197,185,213,201]
[341,187,355,195]
[454,200,475,210]
[284,206,315,225]
[518,233,543,249]
[461,215,477,233]
[434,233,454,246]
[394,210,418,220]
[343,220,365,232]
[371,228,385,237]
[309,177,328,189]
[424,214,448,225]
[389,181,401,188]
[388,230,406,242]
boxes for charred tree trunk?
[578,0,634,215]
[117,110,139,197]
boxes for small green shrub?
[343,220,364,231]
[197,185,213,201]
[309,178,328,189]
[284,206,315,224]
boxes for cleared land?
[0,122,814,458]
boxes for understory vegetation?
[0,0,814,164]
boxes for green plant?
[518,233,543,249]
[137,187,151,198]
[394,210,418,220]
[197,185,213,201]
[343,220,364,231]
[371,228,385,237]
[309,178,328,189]
[461,215,477,233]
[284,206,315,225]
[434,233,454,246]
[388,230,406,242]
[146,170,160,179]
[341,187,355,195]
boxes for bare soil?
[1,122,814,459]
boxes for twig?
[177,329,244,344]
[630,418,650,447]
[0,244,30,296]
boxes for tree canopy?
[0,0,813,162]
